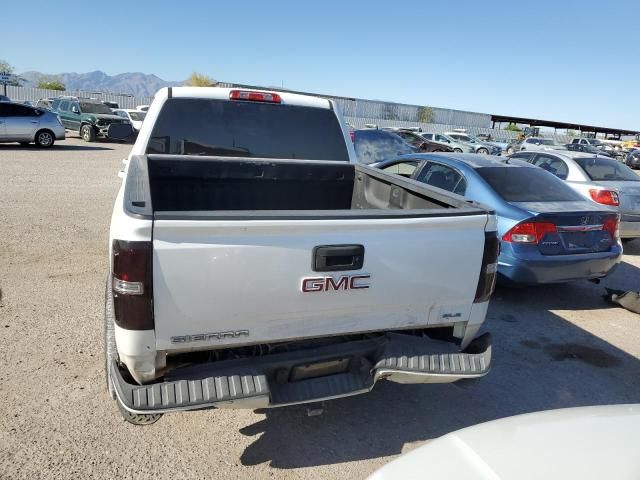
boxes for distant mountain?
[19,70,183,97]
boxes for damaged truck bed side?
[106,86,498,424]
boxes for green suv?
[51,97,132,142]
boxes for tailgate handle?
[313,245,364,272]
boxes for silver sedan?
[0,102,65,148]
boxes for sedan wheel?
[477,147,489,154]
[35,130,54,148]
[507,147,514,154]
[453,148,463,153]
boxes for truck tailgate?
[152,215,488,351]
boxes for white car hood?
[369,404,640,480]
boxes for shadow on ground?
[238,263,640,469]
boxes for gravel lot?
[1,137,639,479]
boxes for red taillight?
[589,189,620,206]
[603,216,620,241]
[502,221,557,244]
[112,240,154,330]
[229,89,281,103]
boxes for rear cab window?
[147,98,349,161]
[476,166,583,202]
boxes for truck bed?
[124,154,488,219]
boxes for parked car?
[445,131,502,155]
[112,108,146,133]
[135,104,150,112]
[385,128,454,152]
[51,96,132,142]
[625,149,640,169]
[505,138,522,154]
[621,139,640,150]
[352,128,417,164]
[570,137,621,159]
[519,137,566,152]
[102,101,119,110]
[373,153,622,285]
[566,142,612,157]
[511,151,640,240]
[0,101,65,147]
[35,98,56,110]
[369,404,640,480]
[106,87,497,425]
[420,132,475,153]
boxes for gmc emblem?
[301,274,371,293]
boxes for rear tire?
[506,147,514,154]
[81,124,96,142]
[34,129,55,148]
[477,147,489,154]
[453,148,463,153]
[105,276,163,426]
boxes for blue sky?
[4,0,640,129]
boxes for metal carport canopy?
[490,114,640,136]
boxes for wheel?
[453,148,463,153]
[477,147,489,154]
[19,142,30,147]
[104,276,163,425]
[81,124,96,142]
[34,129,54,148]
[506,147,514,154]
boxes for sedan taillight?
[502,221,557,244]
[589,189,620,206]
[603,216,620,242]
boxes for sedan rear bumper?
[111,332,492,415]
[499,248,622,285]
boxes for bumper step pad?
[111,364,269,412]
[112,333,491,414]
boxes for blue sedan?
[374,153,623,285]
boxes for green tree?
[418,106,434,123]
[0,59,14,74]
[0,59,21,86]
[37,78,66,91]
[504,122,522,132]
[186,72,216,87]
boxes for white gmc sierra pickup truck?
[106,87,499,424]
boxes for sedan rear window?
[476,166,584,202]
[147,98,349,161]
[574,157,639,182]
